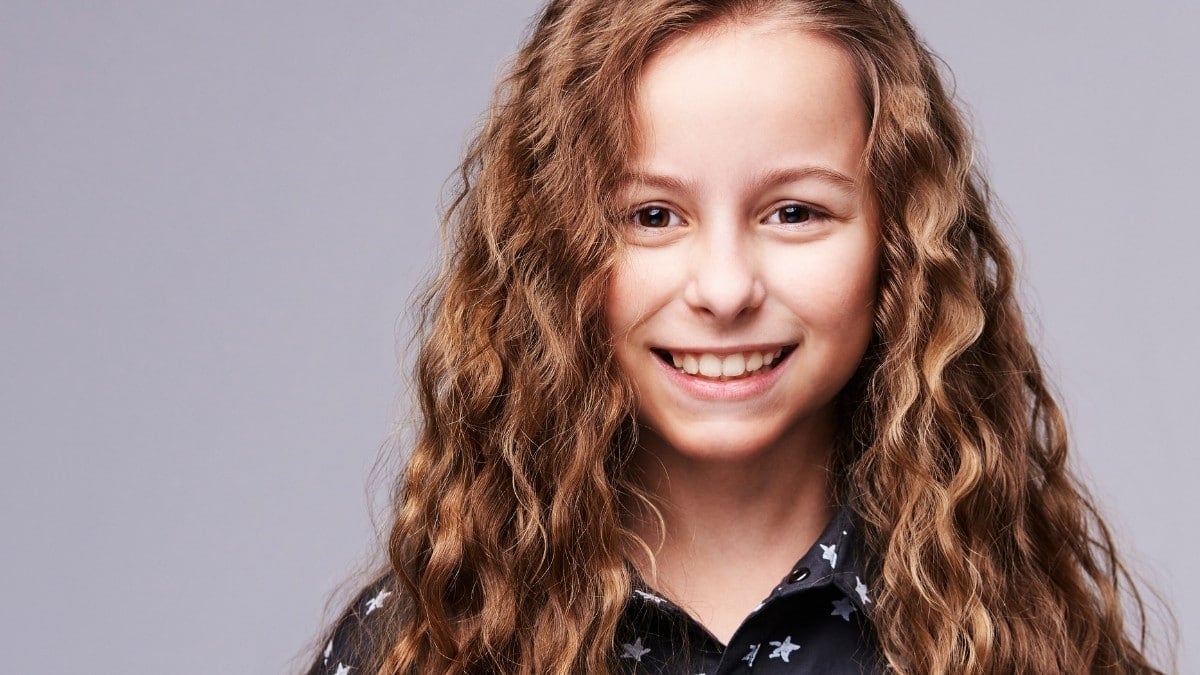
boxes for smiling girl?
[306,1,1165,673]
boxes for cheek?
[604,252,652,339]
[605,247,687,333]
[769,238,879,330]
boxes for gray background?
[2,1,1194,672]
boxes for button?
[787,567,810,584]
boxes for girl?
[306,0,1166,672]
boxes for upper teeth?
[668,349,784,378]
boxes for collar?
[627,503,874,617]
[772,502,874,615]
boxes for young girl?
[306,1,1165,672]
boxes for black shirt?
[615,505,883,673]
[310,506,884,674]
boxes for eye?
[629,205,683,229]
[765,203,824,226]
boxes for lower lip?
[654,350,792,402]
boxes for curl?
[333,1,1173,673]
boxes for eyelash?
[763,203,830,226]
[626,203,829,229]
[627,205,682,229]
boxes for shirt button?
[787,567,810,584]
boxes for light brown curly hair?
[321,0,1169,672]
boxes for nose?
[683,224,766,322]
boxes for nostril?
[682,260,765,319]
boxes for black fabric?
[615,505,884,673]
[309,578,395,675]
[309,506,884,674]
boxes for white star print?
[364,588,392,615]
[620,637,651,662]
[633,589,665,604]
[831,596,857,621]
[334,663,351,675]
[820,543,838,569]
[742,643,760,667]
[768,635,801,662]
[855,576,872,605]
[323,639,332,666]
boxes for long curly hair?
[348,0,1167,672]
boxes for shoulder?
[306,572,402,675]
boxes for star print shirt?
[615,504,884,673]
[307,505,884,674]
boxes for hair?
[332,1,1169,672]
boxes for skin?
[605,20,882,643]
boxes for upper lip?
[652,343,796,356]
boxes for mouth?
[650,345,798,381]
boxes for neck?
[628,411,838,592]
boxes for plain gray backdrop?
[2,1,1195,673]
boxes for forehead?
[630,21,869,182]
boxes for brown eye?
[776,205,811,224]
[766,203,825,227]
[633,206,679,228]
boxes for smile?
[651,345,797,381]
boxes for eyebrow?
[621,165,860,197]
[752,166,860,197]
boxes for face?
[605,21,881,464]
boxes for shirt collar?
[772,502,874,615]
[626,502,875,616]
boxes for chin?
[645,422,791,463]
